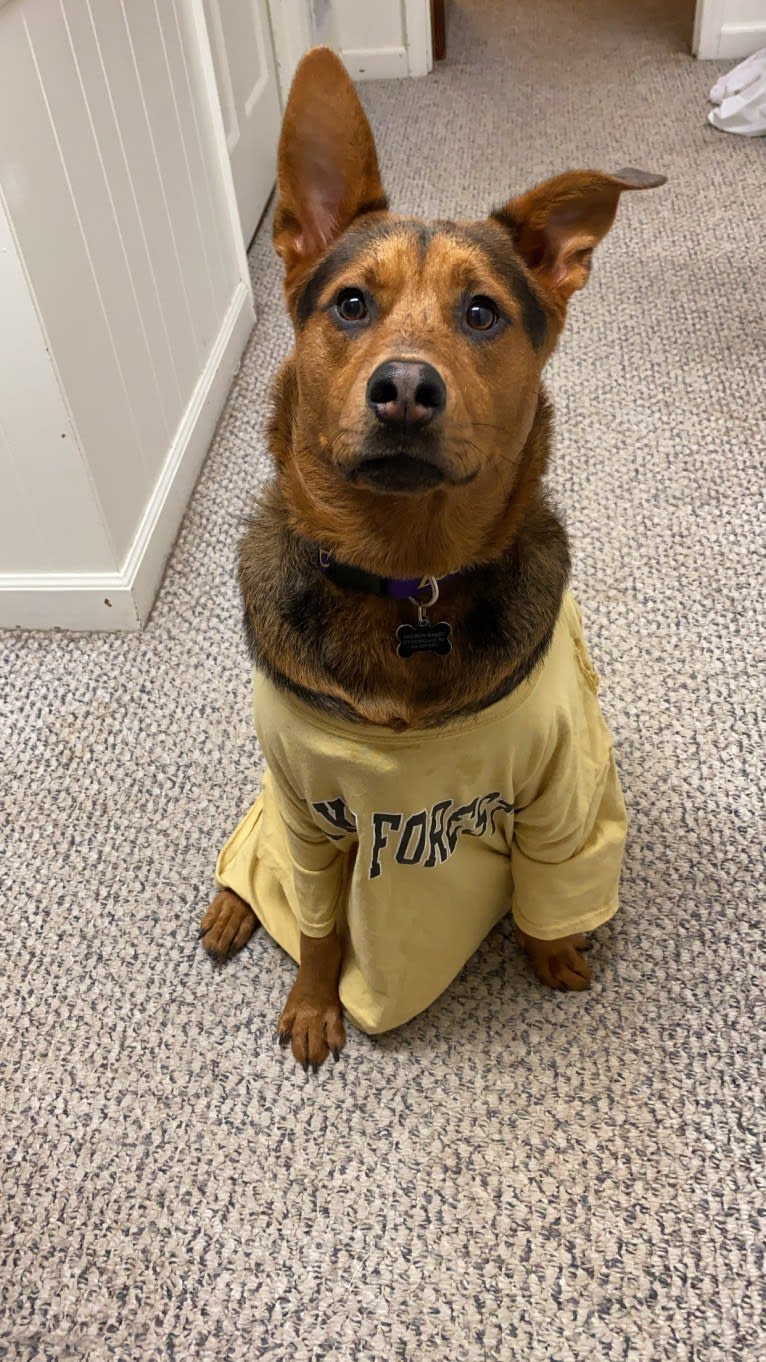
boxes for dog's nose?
[366,361,446,428]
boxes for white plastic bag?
[708,47,766,136]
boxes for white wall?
[334,0,404,51]
[0,194,114,578]
[694,0,766,58]
[269,0,321,101]
[269,0,433,84]
[0,0,253,630]
[332,0,432,79]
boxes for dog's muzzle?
[342,360,450,494]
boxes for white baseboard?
[127,281,253,624]
[0,571,144,632]
[717,22,766,58]
[341,47,409,80]
[0,281,254,633]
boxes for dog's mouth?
[346,453,448,494]
[343,433,480,495]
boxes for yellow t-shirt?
[216,593,627,1035]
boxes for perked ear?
[273,47,387,293]
[494,167,666,312]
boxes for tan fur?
[282,230,546,579]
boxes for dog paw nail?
[332,1048,341,1062]
[278,1032,290,1047]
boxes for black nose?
[366,360,446,428]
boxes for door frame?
[694,0,726,56]
[693,0,766,58]
[186,0,253,296]
[268,0,434,87]
[267,0,316,103]
[404,0,433,75]
[431,0,446,61]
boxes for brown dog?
[200,48,664,1070]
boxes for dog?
[199,47,664,1070]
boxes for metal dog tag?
[396,620,452,658]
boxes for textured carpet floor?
[2,1,765,1358]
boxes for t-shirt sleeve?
[254,678,345,940]
[273,776,346,938]
[510,637,628,940]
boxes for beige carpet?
[2,1,765,1358]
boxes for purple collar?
[318,549,462,600]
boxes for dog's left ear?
[274,47,386,294]
[493,167,666,312]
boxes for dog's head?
[272,48,663,565]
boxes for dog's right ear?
[492,167,666,317]
[273,47,387,294]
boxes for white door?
[693,0,766,58]
[203,0,283,244]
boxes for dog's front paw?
[516,929,592,992]
[199,889,258,960]
[278,986,346,1073]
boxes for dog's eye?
[466,296,500,331]
[336,289,368,323]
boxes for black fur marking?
[453,222,549,350]
[295,232,376,328]
[463,588,505,652]
[295,219,435,327]
[258,661,365,724]
[459,622,555,712]
[490,205,521,237]
[416,223,433,261]
[295,216,549,347]
[255,618,556,728]
[355,195,389,218]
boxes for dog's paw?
[277,989,346,1073]
[516,928,592,992]
[199,889,258,960]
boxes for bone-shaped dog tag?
[396,621,452,658]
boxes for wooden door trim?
[431,0,446,60]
